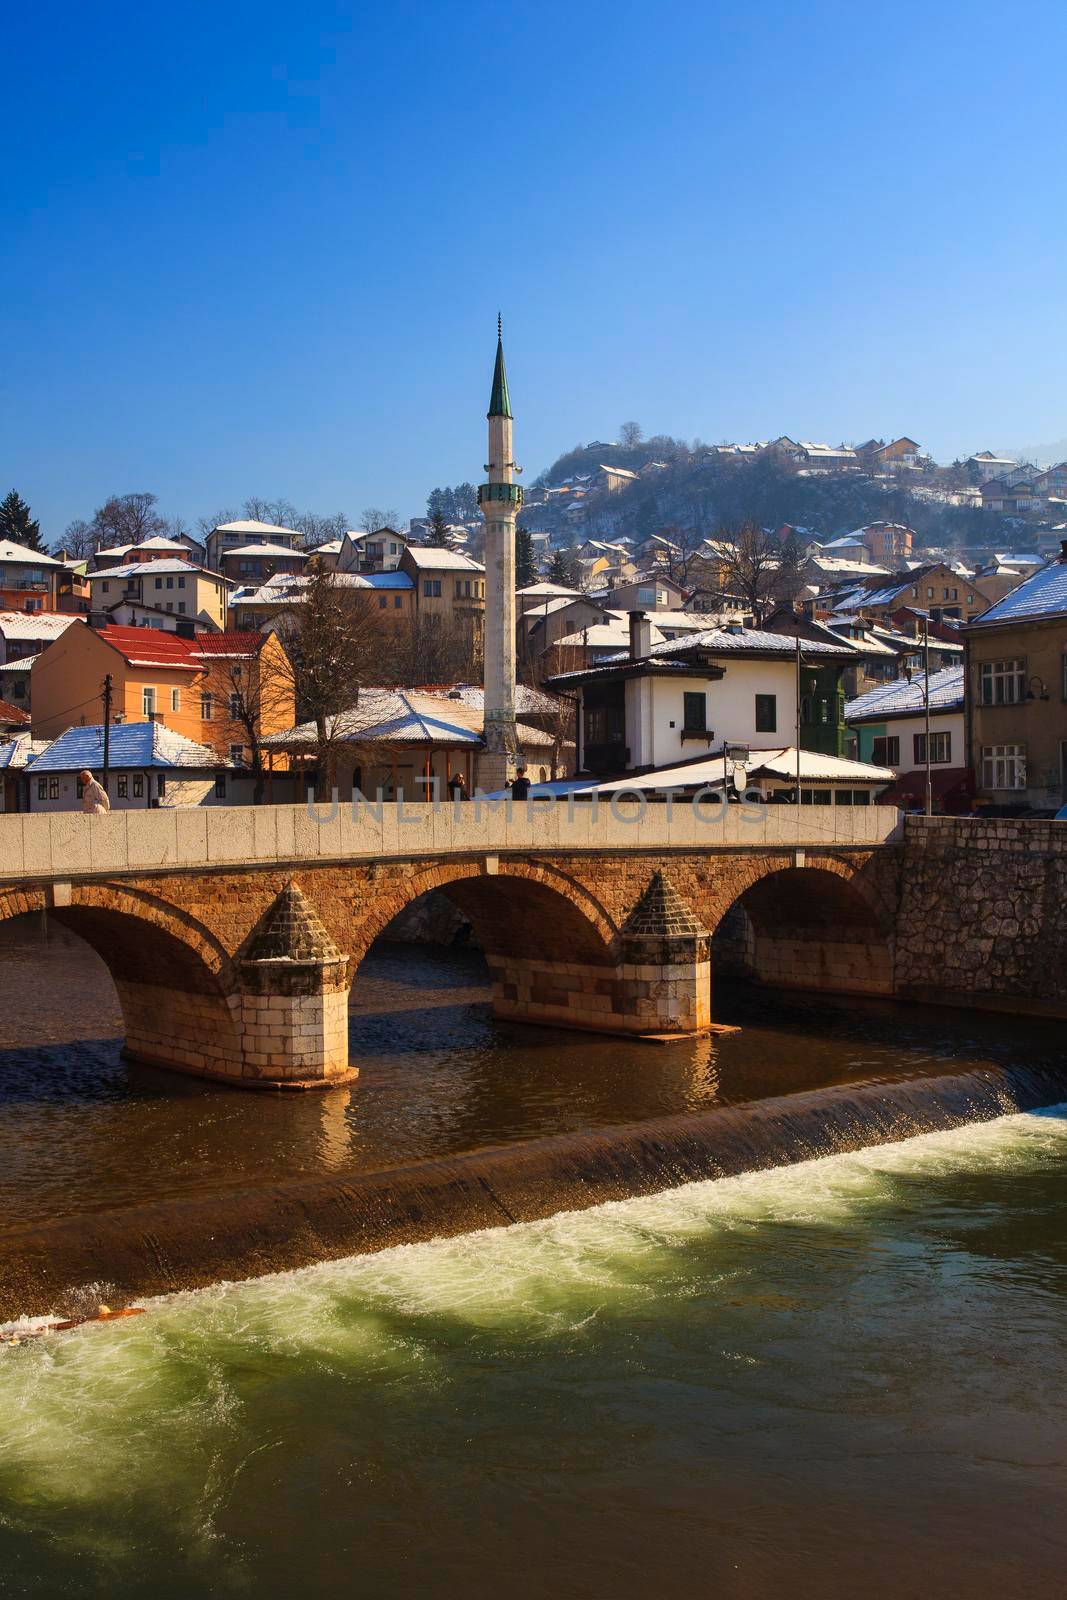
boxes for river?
[3,918,1067,1596]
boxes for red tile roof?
[95,625,265,670]
[0,697,30,725]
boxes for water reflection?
[0,915,1062,1230]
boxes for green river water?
[3,1105,1067,1599]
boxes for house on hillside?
[91,534,205,571]
[219,543,307,587]
[229,570,415,632]
[400,546,485,634]
[0,733,47,813]
[588,573,688,612]
[966,452,1018,482]
[337,528,411,574]
[594,464,639,494]
[0,611,83,665]
[980,478,1043,513]
[0,540,64,613]
[87,560,230,630]
[204,520,303,574]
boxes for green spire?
[488,313,512,419]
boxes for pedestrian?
[79,769,110,814]
[447,771,467,801]
[510,765,531,800]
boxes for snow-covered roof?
[212,520,301,538]
[636,625,856,661]
[518,582,583,599]
[221,543,308,560]
[94,536,198,559]
[262,689,551,750]
[230,570,413,606]
[0,540,64,567]
[0,734,47,770]
[443,683,561,717]
[31,721,226,773]
[846,666,965,722]
[971,558,1067,625]
[309,540,344,555]
[403,547,484,572]
[91,559,227,581]
[0,612,83,641]
[0,654,36,672]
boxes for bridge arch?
[709,861,895,998]
[350,858,620,972]
[0,883,245,1080]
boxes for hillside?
[522,438,1037,551]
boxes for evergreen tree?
[0,489,43,552]
[428,510,450,547]
[548,548,577,587]
[515,525,537,588]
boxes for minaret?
[478,316,523,790]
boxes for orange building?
[0,539,63,613]
[31,625,295,764]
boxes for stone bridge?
[1,803,1061,1089]
[0,800,899,1087]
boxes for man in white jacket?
[79,769,110,814]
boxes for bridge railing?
[0,800,904,882]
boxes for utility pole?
[795,635,803,805]
[101,673,113,795]
[923,617,933,817]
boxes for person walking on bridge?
[79,769,110,814]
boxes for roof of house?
[95,536,199,559]
[0,654,36,672]
[90,558,228,582]
[548,623,856,686]
[0,612,83,641]
[31,721,225,773]
[0,697,30,726]
[211,520,301,538]
[441,683,562,717]
[92,625,204,671]
[518,582,583,598]
[969,558,1067,625]
[0,734,47,770]
[262,689,552,751]
[403,547,485,572]
[230,571,414,606]
[0,540,64,568]
[309,539,344,555]
[846,666,965,723]
[221,543,309,560]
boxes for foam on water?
[3,1101,1067,1596]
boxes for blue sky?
[4,0,1067,540]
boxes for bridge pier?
[488,872,712,1039]
[235,884,355,1088]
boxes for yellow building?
[88,559,230,630]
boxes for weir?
[4,1060,1066,1319]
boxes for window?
[178,602,185,614]
[910,588,918,600]
[117,775,128,797]
[214,773,227,799]
[379,595,387,609]
[155,577,163,589]
[967,593,974,604]
[230,743,246,766]
[982,744,1025,790]
[914,731,952,764]
[178,576,185,588]
[133,775,144,798]
[394,595,402,608]
[142,686,156,716]
[49,778,59,800]
[926,586,934,599]
[76,776,85,798]
[156,774,166,798]
[37,778,46,800]
[102,581,110,593]
[423,579,441,597]
[637,588,655,606]
[754,693,777,733]
[170,688,181,712]
[682,691,707,733]
[872,735,900,766]
[201,693,213,719]
[979,659,1025,705]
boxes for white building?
[845,666,969,811]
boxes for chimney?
[629,609,652,659]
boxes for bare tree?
[619,421,643,449]
[362,506,401,533]
[385,613,481,687]
[201,636,296,805]
[274,567,385,798]
[717,520,781,621]
[59,518,96,558]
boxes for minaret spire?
[478,316,523,789]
